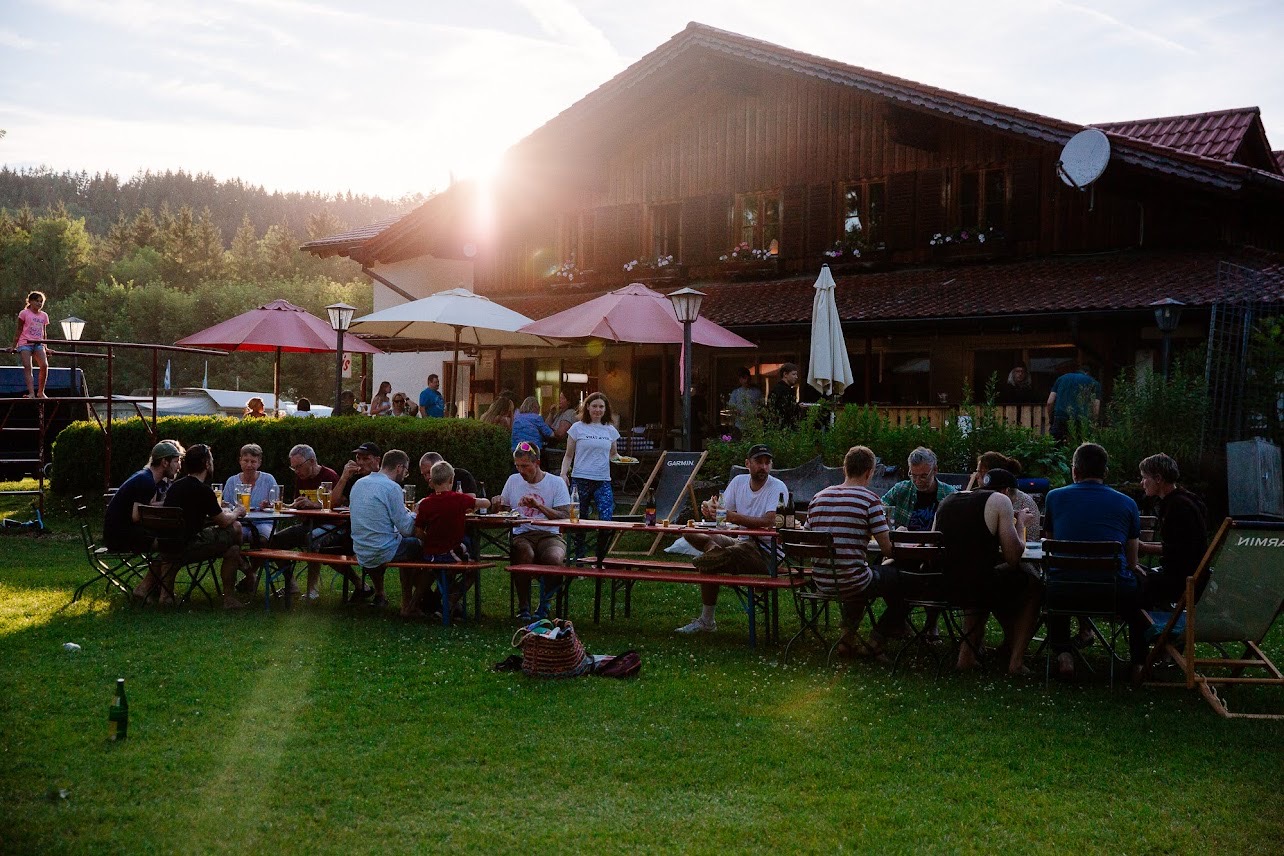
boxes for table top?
[466,513,775,539]
[243,510,298,521]
[289,507,351,519]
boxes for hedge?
[50,415,512,497]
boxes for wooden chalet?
[305,22,1284,439]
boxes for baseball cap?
[981,468,1017,492]
[746,444,773,461]
[151,441,182,460]
[352,442,383,457]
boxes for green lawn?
[1,496,1282,854]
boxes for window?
[650,204,681,259]
[735,192,781,250]
[560,212,593,270]
[841,181,886,246]
[958,168,1007,230]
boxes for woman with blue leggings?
[560,392,620,560]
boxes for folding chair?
[137,505,222,606]
[1040,539,1128,687]
[887,531,959,676]
[71,497,149,603]
[779,528,868,665]
[1141,518,1284,719]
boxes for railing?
[877,404,1049,434]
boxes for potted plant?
[545,257,597,288]
[822,230,888,273]
[928,226,1005,261]
[718,242,779,280]
[622,254,685,284]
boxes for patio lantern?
[668,287,706,451]
[60,316,85,395]
[1151,298,1184,380]
[326,302,357,411]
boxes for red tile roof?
[1096,108,1261,162]
[491,251,1284,329]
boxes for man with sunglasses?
[492,441,571,620]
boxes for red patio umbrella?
[175,299,382,410]
[517,283,754,348]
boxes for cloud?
[0,29,42,50]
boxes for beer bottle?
[644,489,657,526]
[108,678,128,741]
[569,485,580,522]
[784,491,796,529]
[775,492,787,529]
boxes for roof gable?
[1096,108,1280,174]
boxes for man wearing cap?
[676,444,787,635]
[334,442,382,508]
[107,440,184,558]
[932,468,1040,674]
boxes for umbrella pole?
[450,325,461,418]
[273,347,281,414]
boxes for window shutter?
[1009,158,1041,242]
[806,183,834,256]
[618,203,643,265]
[885,172,917,250]
[591,207,616,272]
[782,184,805,259]
[916,170,945,245]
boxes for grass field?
[1,489,1282,854]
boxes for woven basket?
[512,618,590,678]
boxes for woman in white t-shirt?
[561,392,620,558]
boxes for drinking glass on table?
[213,486,223,505]
[267,486,281,512]
[319,481,334,510]
[403,484,416,510]
[235,483,252,513]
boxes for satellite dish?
[1057,128,1111,189]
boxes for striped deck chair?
[1141,518,1284,719]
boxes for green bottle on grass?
[108,678,128,741]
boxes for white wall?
[365,255,476,415]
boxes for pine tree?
[226,213,261,282]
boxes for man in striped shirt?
[805,445,897,654]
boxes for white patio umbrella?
[347,287,562,413]
[806,265,854,396]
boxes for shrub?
[50,415,511,497]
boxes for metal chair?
[1040,539,1128,687]
[779,527,868,665]
[136,505,222,606]
[887,530,963,676]
[72,497,149,603]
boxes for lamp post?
[326,302,356,412]
[667,287,706,452]
[1151,298,1184,380]
[60,316,85,395]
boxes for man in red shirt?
[410,460,489,619]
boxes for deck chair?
[779,528,870,665]
[1040,539,1129,687]
[137,505,222,606]
[1141,518,1284,719]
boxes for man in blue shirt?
[349,449,420,609]
[1043,442,1145,678]
[418,373,445,418]
[1046,365,1100,443]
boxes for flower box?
[719,258,780,281]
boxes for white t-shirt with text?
[567,421,620,481]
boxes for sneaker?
[533,605,550,620]
[370,595,389,609]
[304,590,320,601]
[516,607,532,622]
[675,617,716,634]
[349,585,374,602]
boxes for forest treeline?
[0,166,422,401]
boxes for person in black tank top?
[933,469,1040,675]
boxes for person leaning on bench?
[675,444,787,636]
[491,441,571,621]
[349,449,420,610]
[408,460,490,619]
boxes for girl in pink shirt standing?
[9,291,52,398]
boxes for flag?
[164,359,171,390]
[202,361,209,388]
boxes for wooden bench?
[506,561,790,646]
[244,549,492,625]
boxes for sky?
[2,0,1282,199]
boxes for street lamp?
[667,287,706,452]
[1151,298,1184,380]
[60,316,85,395]
[326,302,356,412]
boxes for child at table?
[410,460,489,619]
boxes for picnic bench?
[243,548,492,625]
